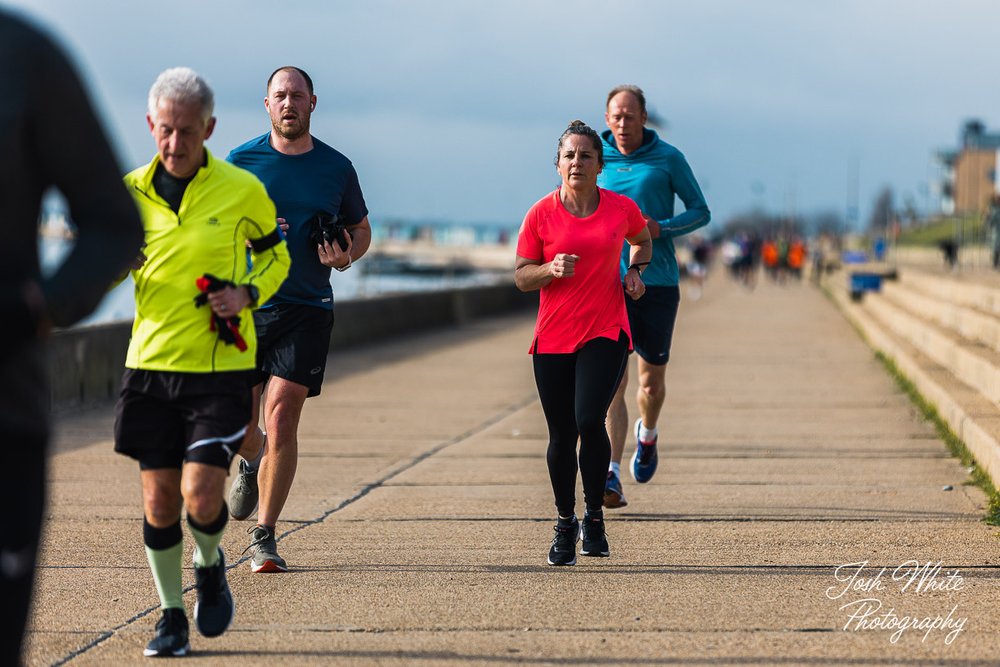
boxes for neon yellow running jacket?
[123,150,290,372]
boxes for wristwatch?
[244,284,260,307]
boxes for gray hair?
[147,67,214,124]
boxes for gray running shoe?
[228,459,259,520]
[244,525,287,573]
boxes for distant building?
[936,120,1000,216]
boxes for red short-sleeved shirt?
[517,187,647,354]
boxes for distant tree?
[868,187,894,232]
[723,208,805,238]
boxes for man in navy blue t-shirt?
[227,66,371,573]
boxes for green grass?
[896,215,984,247]
[817,279,1000,527]
[875,352,1000,526]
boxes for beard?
[271,113,310,141]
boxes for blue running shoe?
[630,418,659,483]
[603,470,628,508]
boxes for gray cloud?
[12,0,1000,226]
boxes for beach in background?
[40,213,518,326]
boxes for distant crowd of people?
[720,232,812,287]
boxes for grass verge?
[875,352,1000,527]
[817,273,1000,527]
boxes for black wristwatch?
[245,284,260,307]
[627,261,650,275]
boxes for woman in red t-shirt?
[515,120,651,566]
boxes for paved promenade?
[26,273,999,665]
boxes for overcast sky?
[10,0,1000,230]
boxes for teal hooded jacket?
[598,128,710,286]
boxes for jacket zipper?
[133,185,183,225]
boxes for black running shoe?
[546,518,579,566]
[144,607,190,657]
[580,512,610,557]
[193,547,235,638]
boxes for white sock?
[609,462,621,477]
[244,432,266,471]
[638,422,657,443]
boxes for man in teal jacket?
[598,84,710,508]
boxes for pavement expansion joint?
[50,394,538,665]
[33,279,1000,664]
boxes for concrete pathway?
[25,272,999,665]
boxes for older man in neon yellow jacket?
[115,67,290,658]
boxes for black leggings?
[3,430,47,665]
[532,332,628,517]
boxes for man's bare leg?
[256,377,309,528]
[141,463,232,634]
[243,377,309,572]
[237,384,265,461]
[635,357,667,432]
[631,357,667,484]
[228,384,265,521]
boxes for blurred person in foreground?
[226,66,371,573]
[114,67,290,657]
[599,84,710,508]
[515,120,651,566]
[0,9,144,664]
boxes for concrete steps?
[823,263,1000,487]
[881,277,1000,352]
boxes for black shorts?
[625,285,681,366]
[114,369,253,470]
[253,303,335,397]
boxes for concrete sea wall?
[48,283,535,411]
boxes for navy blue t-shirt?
[227,133,368,309]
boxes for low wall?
[48,282,536,411]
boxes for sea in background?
[40,213,518,327]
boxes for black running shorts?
[624,285,681,366]
[252,303,335,397]
[114,369,253,470]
